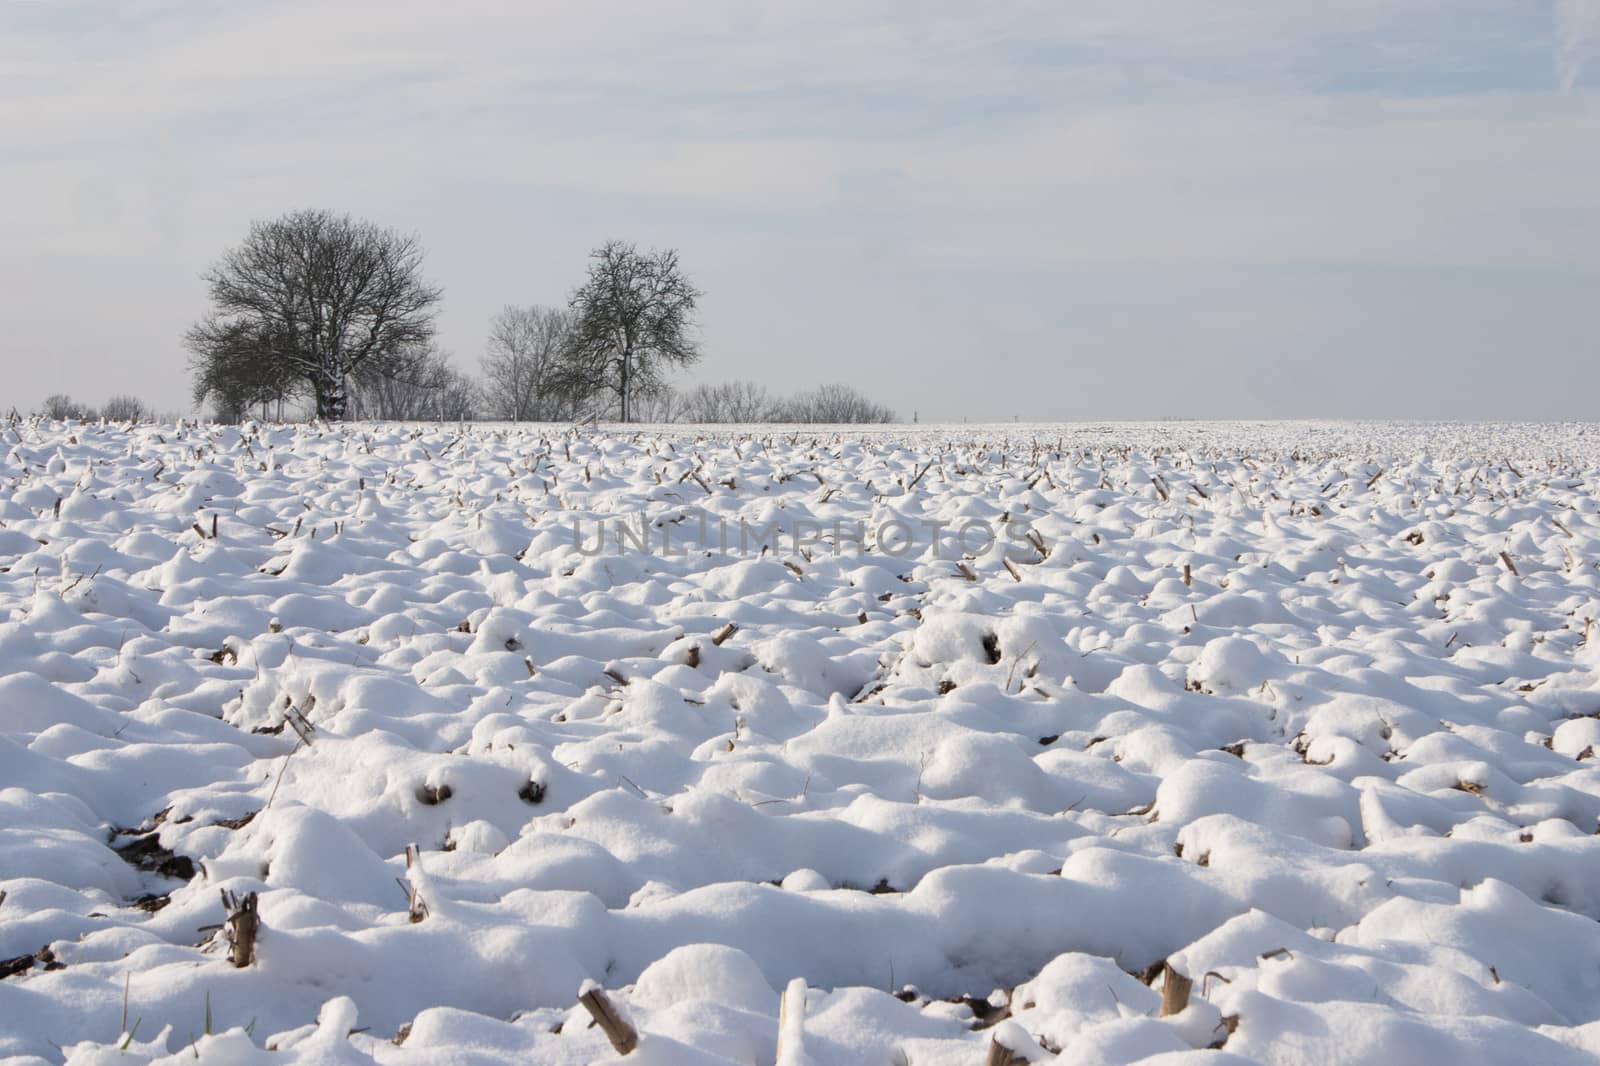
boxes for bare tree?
[189,319,303,422]
[771,383,896,424]
[632,383,682,423]
[559,241,700,422]
[186,209,442,421]
[673,380,893,423]
[679,384,717,422]
[480,305,572,421]
[433,367,480,422]
[39,394,96,420]
[725,380,776,421]
[680,380,775,422]
[101,395,150,422]
[350,348,480,421]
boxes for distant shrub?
[39,394,97,421]
[770,383,896,424]
[672,380,895,424]
[102,395,150,422]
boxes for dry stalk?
[1159,962,1192,1016]
[221,890,259,967]
[986,1035,1019,1065]
[579,986,638,1054]
[777,977,807,1064]
[404,844,428,923]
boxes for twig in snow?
[61,564,101,594]
[264,735,307,809]
[1004,641,1039,694]
[751,773,812,809]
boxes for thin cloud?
[1556,0,1600,89]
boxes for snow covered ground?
[4,418,1600,1064]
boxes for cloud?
[4,1,1596,268]
[1556,0,1600,89]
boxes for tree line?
[169,208,894,425]
[35,394,164,422]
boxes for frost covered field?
[7,419,1600,1064]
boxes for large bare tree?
[560,241,700,422]
[186,209,442,421]
[480,305,572,421]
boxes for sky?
[2,0,1598,422]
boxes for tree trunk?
[317,369,349,421]
[619,352,631,424]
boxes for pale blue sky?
[3,1,1598,420]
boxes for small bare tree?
[680,380,775,422]
[480,305,572,421]
[771,383,895,423]
[433,367,480,422]
[632,383,682,423]
[723,380,775,421]
[351,348,480,421]
[39,394,96,420]
[101,395,150,422]
[187,209,442,421]
[189,320,302,422]
[559,241,700,422]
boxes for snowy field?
[6,418,1600,1064]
